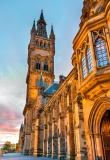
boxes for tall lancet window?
[82,55,87,78]
[87,47,93,73]
[44,62,48,71]
[95,38,109,67]
[36,61,40,70]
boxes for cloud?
[0,66,26,146]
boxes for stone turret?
[49,25,55,52]
[30,20,36,46]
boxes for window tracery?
[95,38,108,67]
[87,47,93,73]
[82,55,87,78]
[93,29,109,67]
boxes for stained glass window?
[87,48,93,73]
[82,55,87,78]
[95,38,108,67]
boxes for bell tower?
[23,10,55,155]
[26,10,55,104]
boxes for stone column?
[66,109,75,160]
[29,131,34,155]
[33,128,39,156]
[43,123,47,157]
[51,120,58,158]
[89,134,96,160]
[74,94,88,160]
[76,50,81,87]
[23,109,32,155]
[105,25,110,61]
[58,113,66,160]
[32,118,39,156]
[88,31,97,73]
[94,134,103,158]
[47,121,52,157]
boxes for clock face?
[31,49,50,56]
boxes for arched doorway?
[101,110,110,160]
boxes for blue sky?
[0,0,83,147]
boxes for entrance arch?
[101,110,110,160]
[88,97,110,159]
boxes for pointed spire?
[20,123,24,131]
[37,10,47,38]
[40,10,44,20]
[38,72,44,87]
[50,24,55,39]
[32,20,36,30]
[51,25,54,34]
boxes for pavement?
[0,153,57,160]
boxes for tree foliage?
[2,141,16,153]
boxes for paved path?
[0,153,57,160]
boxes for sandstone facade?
[17,1,110,159]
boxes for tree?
[2,141,16,153]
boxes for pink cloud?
[0,123,19,133]
[0,104,23,146]
[0,104,23,119]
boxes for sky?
[0,0,83,148]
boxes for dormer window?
[44,62,48,71]
[95,38,108,67]
[36,61,40,70]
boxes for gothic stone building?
[17,0,110,159]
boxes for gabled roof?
[44,82,59,95]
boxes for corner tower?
[23,10,55,155]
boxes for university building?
[17,0,110,159]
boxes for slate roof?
[44,82,59,95]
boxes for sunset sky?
[0,0,83,148]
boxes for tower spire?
[51,25,54,34]
[38,72,44,87]
[40,10,44,20]
[50,24,55,39]
[37,10,47,38]
[32,20,36,30]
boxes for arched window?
[36,61,40,70]
[40,41,43,47]
[44,43,46,48]
[95,38,108,67]
[36,40,39,46]
[82,55,87,78]
[44,62,48,71]
[87,47,93,73]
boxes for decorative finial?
[51,24,54,34]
